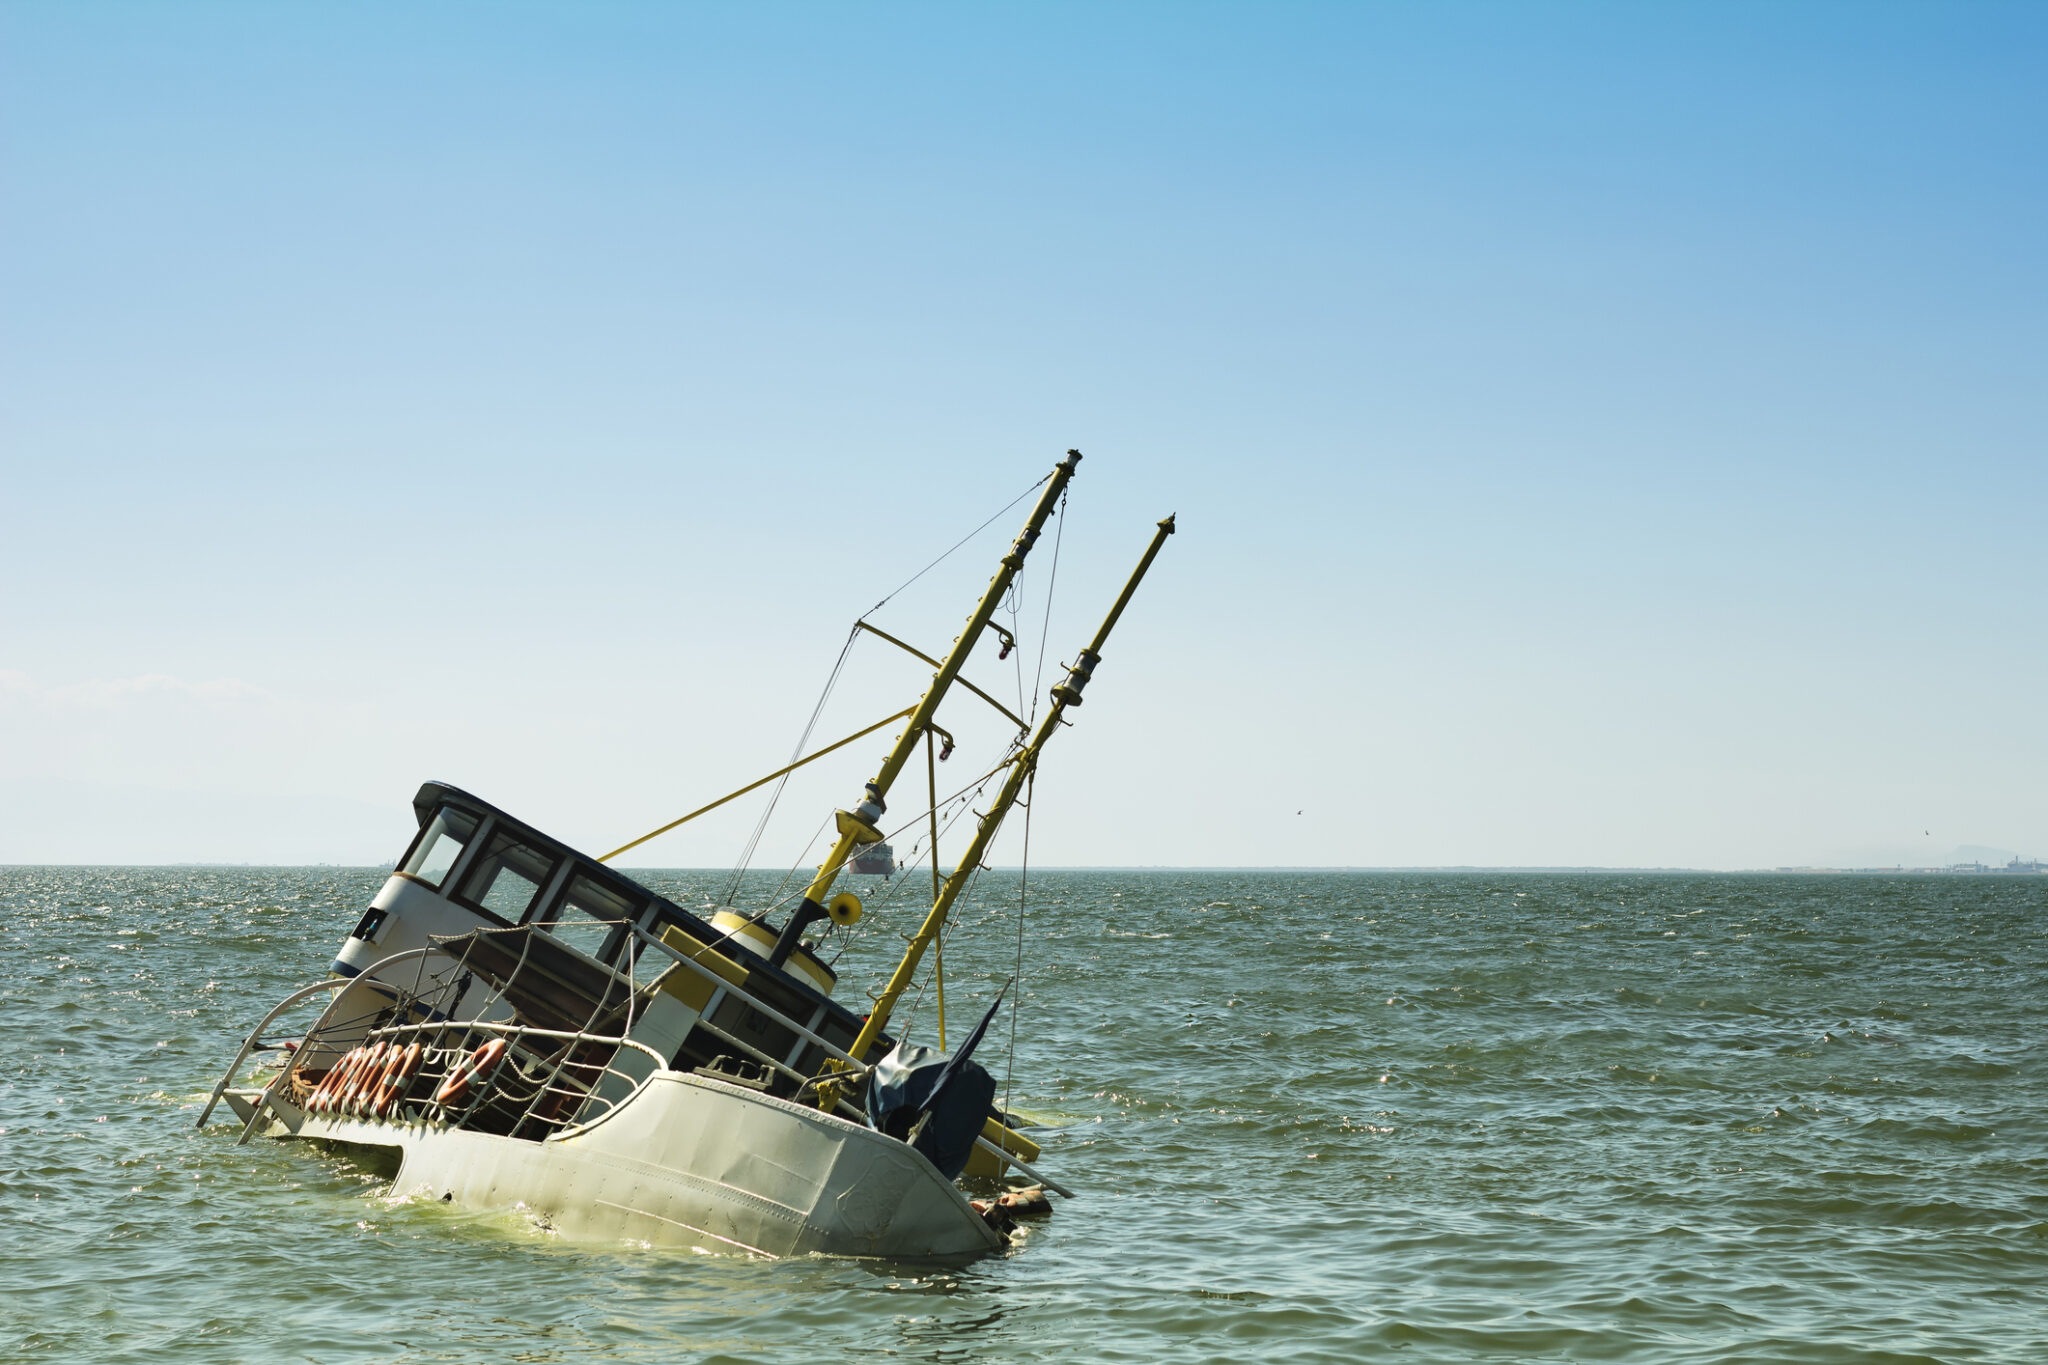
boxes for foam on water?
[2,866,2044,1362]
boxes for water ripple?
[1,867,2044,1361]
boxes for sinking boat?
[200,450,1173,1259]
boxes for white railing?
[337,1017,667,1137]
[207,948,442,1144]
[195,977,348,1129]
[204,920,1070,1196]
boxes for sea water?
[2,866,2044,1363]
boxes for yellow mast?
[766,450,1082,965]
[833,513,1177,1082]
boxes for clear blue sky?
[3,2,2043,869]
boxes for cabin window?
[547,874,647,964]
[402,807,480,890]
[458,832,559,922]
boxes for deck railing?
[204,915,1070,1195]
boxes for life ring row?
[302,1037,507,1120]
[304,1040,421,1118]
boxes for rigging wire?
[766,809,836,908]
[927,725,947,1049]
[999,491,1060,1099]
[821,756,1011,1004]
[902,490,1055,1063]
[889,729,1034,1042]
[808,750,1016,970]
[718,469,1047,907]
[896,856,991,1041]
[858,472,1050,622]
[1005,769,1032,1113]
[1029,489,1068,722]
[1007,571,1027,727]
[723,624,861,906]
[755,745,1019,921]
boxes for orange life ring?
[433,1037,508,1108]
[362,1041,401,1115]
[339,1042,388,1114]
[369,1044,398,1117]
[357,1047,396,1117]
[373,1043,423,1118]
[327,1039,368,1113]
[337,1046,373,1108]
[397,1041,425,1112]
[309,1046,362,1114]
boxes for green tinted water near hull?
[4,866,2045,1362]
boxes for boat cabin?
[328,781,874,1111]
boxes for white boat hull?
[230,1069,1003,1259]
